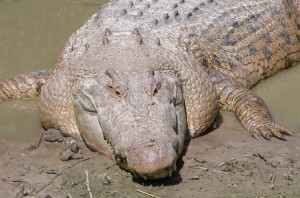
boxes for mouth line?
[132,162,177,180]
[112,148,179,180]
[103,131,179,179]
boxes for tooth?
[142,175,148,180]
[168,167,173,177]
[173,163,177,171]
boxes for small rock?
[270,161,279,168]
[102,175,112,185]
[71,153,83,160]
[189,176,200,180]
[69,141,80,153]
[44,129,63,142]
[59,149,74,161]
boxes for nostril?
[127,139,178,179]
[147,142,154,147]
[147,138,155,147]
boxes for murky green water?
[0,0,104,154]
[0,0,299,155]
[0,0,102,78]
[253,66,300,133]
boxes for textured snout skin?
[71,70,186,180]
[126,137,178,180]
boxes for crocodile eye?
[105,68,128,98]
[107,84,128,98]
[114,86,127,97]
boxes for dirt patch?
[1,111,299,198]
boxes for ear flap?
[74,89,97,113]
[73,78,101,113]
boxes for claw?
[284,131,292,136]
[252,130,260,140]
[259,127,271,140]
[278,126,292,136]
[278,134,287,141]
[262,132,271,140]
[249,121,292,141]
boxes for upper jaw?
[112,137,179,180]
[117,154,178,180]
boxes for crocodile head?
[73,67,186,180]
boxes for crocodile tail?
[0,70,48,101]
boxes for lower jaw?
[115,155,178,180]
[132,163,177,180]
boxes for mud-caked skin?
[0,0,299,179]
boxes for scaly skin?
[0,71,47,101]
[0,0,299,179]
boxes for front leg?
[208,71,292,140]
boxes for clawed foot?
[250,123,292,141]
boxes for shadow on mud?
[131,113,223,186]
[199,112,224,137]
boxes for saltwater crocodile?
[0,0,299,180]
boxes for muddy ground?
[0,71,300,198]
[1,0,300,198]
[0,71,300,195]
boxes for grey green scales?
[0,0,299,179]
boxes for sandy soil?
[0,109,299,198]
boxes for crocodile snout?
[125,138,178,180]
